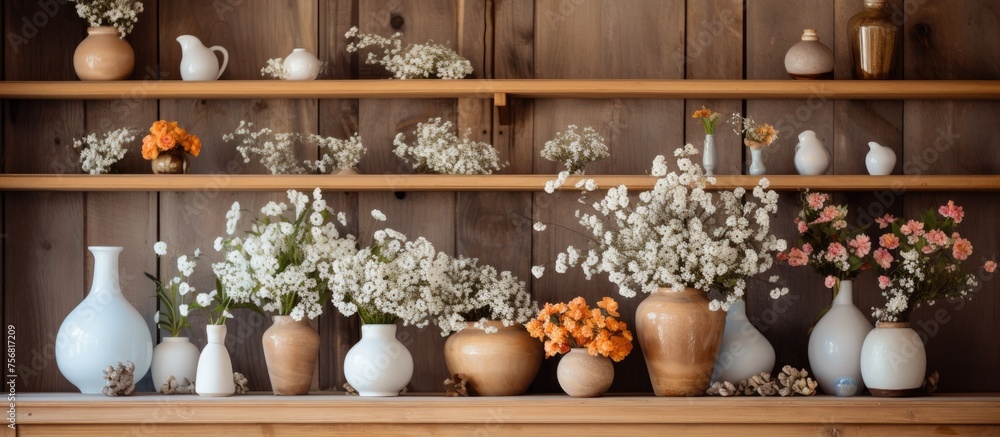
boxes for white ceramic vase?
[807,280,874,395]
[177,35,229,81]
[860,322,926,397]
[711,300,776,384]
[344,324,413,396]
[749,148,766,176]
[865,141,896,175]
[151,337,200,390]
[702,134,717,176]
[195,325,236,397]
[55,246,153,394]
[784,29,834,80]
[794,130,831,175]
[283,48,321,80]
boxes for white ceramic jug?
[865,141,896,175]
[177,35,229,81]
[794,130,831,175]
[282,48,322,81]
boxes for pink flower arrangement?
[780,191,872,287]
[870,203,994,322]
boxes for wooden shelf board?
[0,174,998,192]
[14,393,1000,425]
[2,80,999,100]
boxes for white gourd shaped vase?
[344,324,414,396]
[865,141,896,175]
[196,325,236,397]
[177,35,229,81]
[282,48,322,81]
[807,280,874,395]
[794,130,831,175]
[711,300,776,384]
[55,246,153,394]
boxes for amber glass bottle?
[849,0,900,79]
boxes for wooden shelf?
[0,174,998,192]
[2,79,999,100]
[12,393,1000,436]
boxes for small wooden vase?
[151,150,190,174]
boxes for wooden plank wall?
[3,0,998,393]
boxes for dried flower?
[541,125,609,174]
[73,127,139,174]
[525,296,633,362]
[224,121,365,174]
[432,256,537,336]
[393,118,505,175]
[260,57,288,79]
[731,113,778,149]
[345,26,473,79]
[70,0,144,38]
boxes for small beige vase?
[443,321,542,396]
[262,315,320,395]
[556,348,614,397]
[73,26,135,81]
[636,288,726,396]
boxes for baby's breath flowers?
[70,0,145,38]
[731,113,779,149]
[260,58,287,79]
[345,26,473,79]
[146,241,202,337]
[525,296,633,362]
[433,256,537,336]
[393,118,505,175]
[73,127,139,174]
[224,121,365,174]
[541,125,609,192]
[533,145,788,311]
[692,106,721,135]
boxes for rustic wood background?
[3,0,998,394]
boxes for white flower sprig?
[70,0,144,38]
[213,189,358,322]
[433,256,538,336]
[393,118,505,175]
[541,125,609,192]
[260,58,287,79]
[533,144,788,311]
[146,241,202,337]
[345,26,473,79]
[73,127,139,174]
[224,121,365,174]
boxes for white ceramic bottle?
[55,246,153,394]
[282,48,322,81]
[808,280,874,395]
[343,324,414,396]
[865,141,896,175]
[711,300,776,384]
[195,325,236,397]
[794,130,831,175]
[177,35,229,81]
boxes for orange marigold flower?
[597,296,619,317]
[158,133,177,151]
[691,106,714,119]
[525,296,633,361]
[141,135,159,159]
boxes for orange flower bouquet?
[141,120,202,174]
[525,296,633,362]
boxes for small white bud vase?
[794,130,831,175]
[151,337,200,390]
[344,324,414,396]
[177,35,229,81]
[860,322,926,397]
[784,29,834,80]
[282,48,322,81]
[865,141,896,175]
[711,300,776,384]
[702,134,717,176]
[807,280,874,395]
[195,325,236,397]
[748,148,766,176]
[55,246,153,394]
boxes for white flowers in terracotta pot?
[345,26,473,79]
[393,118,505,175]
[73,127,140,174]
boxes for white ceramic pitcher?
[177,35,229,81]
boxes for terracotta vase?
[556,348,614,397]
[262,315,320,395]
[443,321,543,396]
[151,150,190,174]
[73,26,135,81]
[635,288,726,396]
[849,0,900,80]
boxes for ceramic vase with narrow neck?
[749,148,766,176]
[262,315,320,395]
[807,280,874,395]
[343,324,413,396]
[556,348,614,398]
[711,300,776,384]
[784,29,834,80]
[151,150,190,174]
[703,134,717,176]
[635,288,726,396]
[151,337,200,390]
[196,325,236,397]
[849,0,900,80]
[55,246,153,394]
[443,321,543,396]
[73,26,135,80]
[860,321,926,397]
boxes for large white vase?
[807,280,874,395]
[55,246,153,394]
[151,337,200,390]
[860,322,926,397]
[344,324,413,396]
[195,325,236,397]
[711,300,776,384]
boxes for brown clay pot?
[262,315,320,395]
[556,348,614,397]
[635,288,726,396]
[73,26,135,81]
[443,321,542,396]
[151,150,190,174]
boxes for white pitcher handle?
[210,46,229,80]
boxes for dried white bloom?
[153,241,167,256]
[71,0,144,38]
[345,26,473,79]
[73,127,139,174]
[224,121,365,175]
[393,118,505,175]
[541,125,609,174]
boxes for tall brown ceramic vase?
[635,288,726,396]
[262,315,320,395]
[443,321,543,396]
[849,0,900,79]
